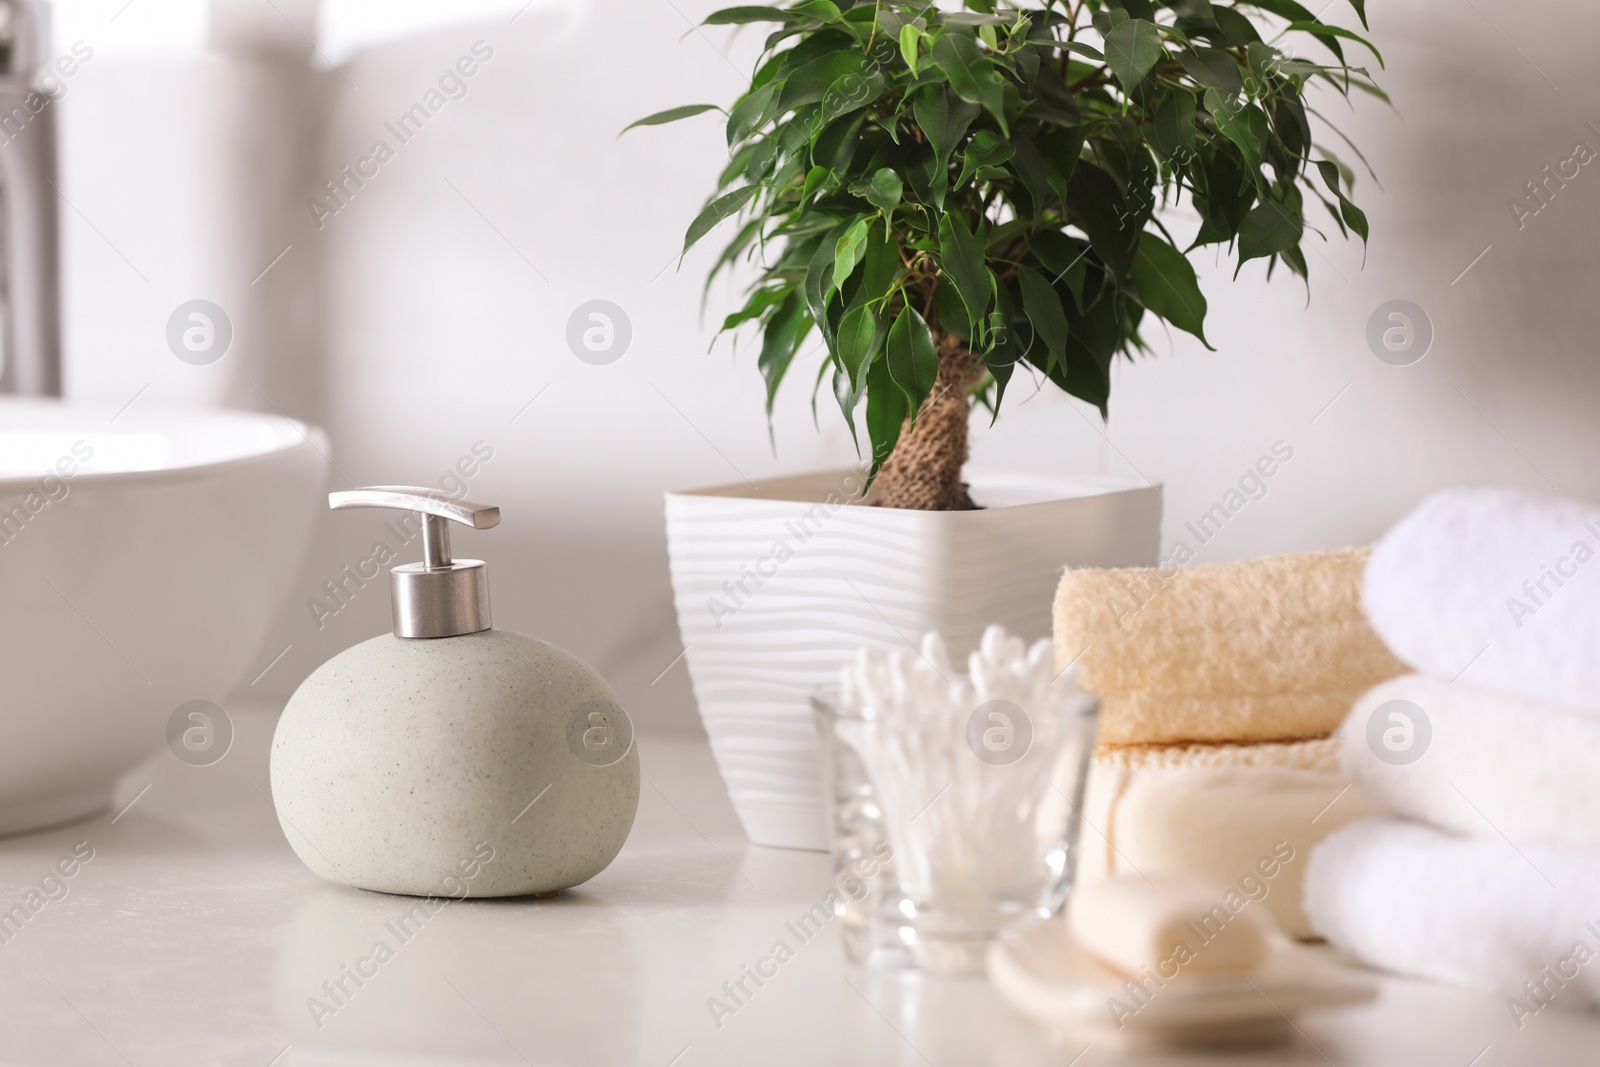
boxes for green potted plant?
[636,0,1381,847]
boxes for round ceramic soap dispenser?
[270,486,639,898]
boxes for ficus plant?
[626,0,1383,510]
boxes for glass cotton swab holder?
[812,626,1099,975]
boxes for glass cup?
[812,683,1099,974]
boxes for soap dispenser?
[270,487,639,898]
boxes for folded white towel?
[1340,675,1600,854]
[1363,488,1600,716]
[1306,818,1600,1021]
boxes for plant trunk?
[874,331,987,511]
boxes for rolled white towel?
[1363,488,1600,716]
[1340,675,1600,854]
[1305,818,1600,1022]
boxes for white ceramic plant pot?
[665,467,1162,850]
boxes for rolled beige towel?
[1054,547,1406,746]
[1076,738,1380,939]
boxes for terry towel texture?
[1311,488,1600,1007]
[1077,738,1379,939]
[1364,487,1600,716]
[1055,548,1406,746]
[1342,675,1600,854]
[1305,818,1600,1013]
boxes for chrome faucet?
[0,0,59,396]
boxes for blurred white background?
[49,0,1600,729]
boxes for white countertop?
[2,700,1596,1066]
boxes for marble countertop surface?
[1,699,1595,1067]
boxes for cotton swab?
[824,626,1096,971]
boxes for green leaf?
[1237,0,1317,20]
[984,354,1014,421]
[1060,256,1088,312]
[813,110,866,174]
[725,84,777,145]
[1016,265,1068,374]
[1245,41,1282,90]
[1237,0,1343,62]
[860,167,903,222]
[982,281,1019,418]
[1152,89,1197,161]
[1008,136,1052,220]
[904,144,943,211]
[720,286,788,332]
[791,0,841,22]
[717,142,756,187]
[1168,0,1217,21]
[833,218,871,289]
[758,292,811,416]
[799,164,831,204]
[818,70,884,126]
[899,23,921,74]
[915,85,972,189]
[1284,20,1382,66]
[1210,6,1262,47]
[955,130,1015,190]
[704,216,762,293]
[1043,40,1104,61]
[833,364,863,438]
[886,306,938,419]
[1280,244,1308,280]
[945,10,1005,26]
[836,304,886,390]
[1177,47,1242,93]
[1029,68,1081,127]
[1028,236,1077,279]
[1067,162,1141,277]
[938,214,990,332]
[1272,96,1311,163]
[1315,159,1369,242]
[1346,0,1369,30]
[1191,146,1253,246]
[857,225,900,302]
[742,137,776,183]
[1057,291,1116,415]
[1130,233,1211,346]
[683,185,761,255]
[704,5,800,24]
[779,52,864,111]
[619,104,722,137]
[932,277,970,341]
[1237,202,1303,265]
[932,32,1008,136]
[864,353,907,478]
[1104,18,1165,90]
[1203,88,1262,179]
[1039,127,1085,204]
[1276,59,1329,76]
[805,220,848,345]
[1092,8,1130,35]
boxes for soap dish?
[988,920,1377,1051]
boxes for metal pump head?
[329,486,500,639]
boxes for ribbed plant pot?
[664,467,1162,851]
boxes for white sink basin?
[0,398,326,834]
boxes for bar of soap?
[1067,874,1269,979]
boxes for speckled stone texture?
[270,629,640,897]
